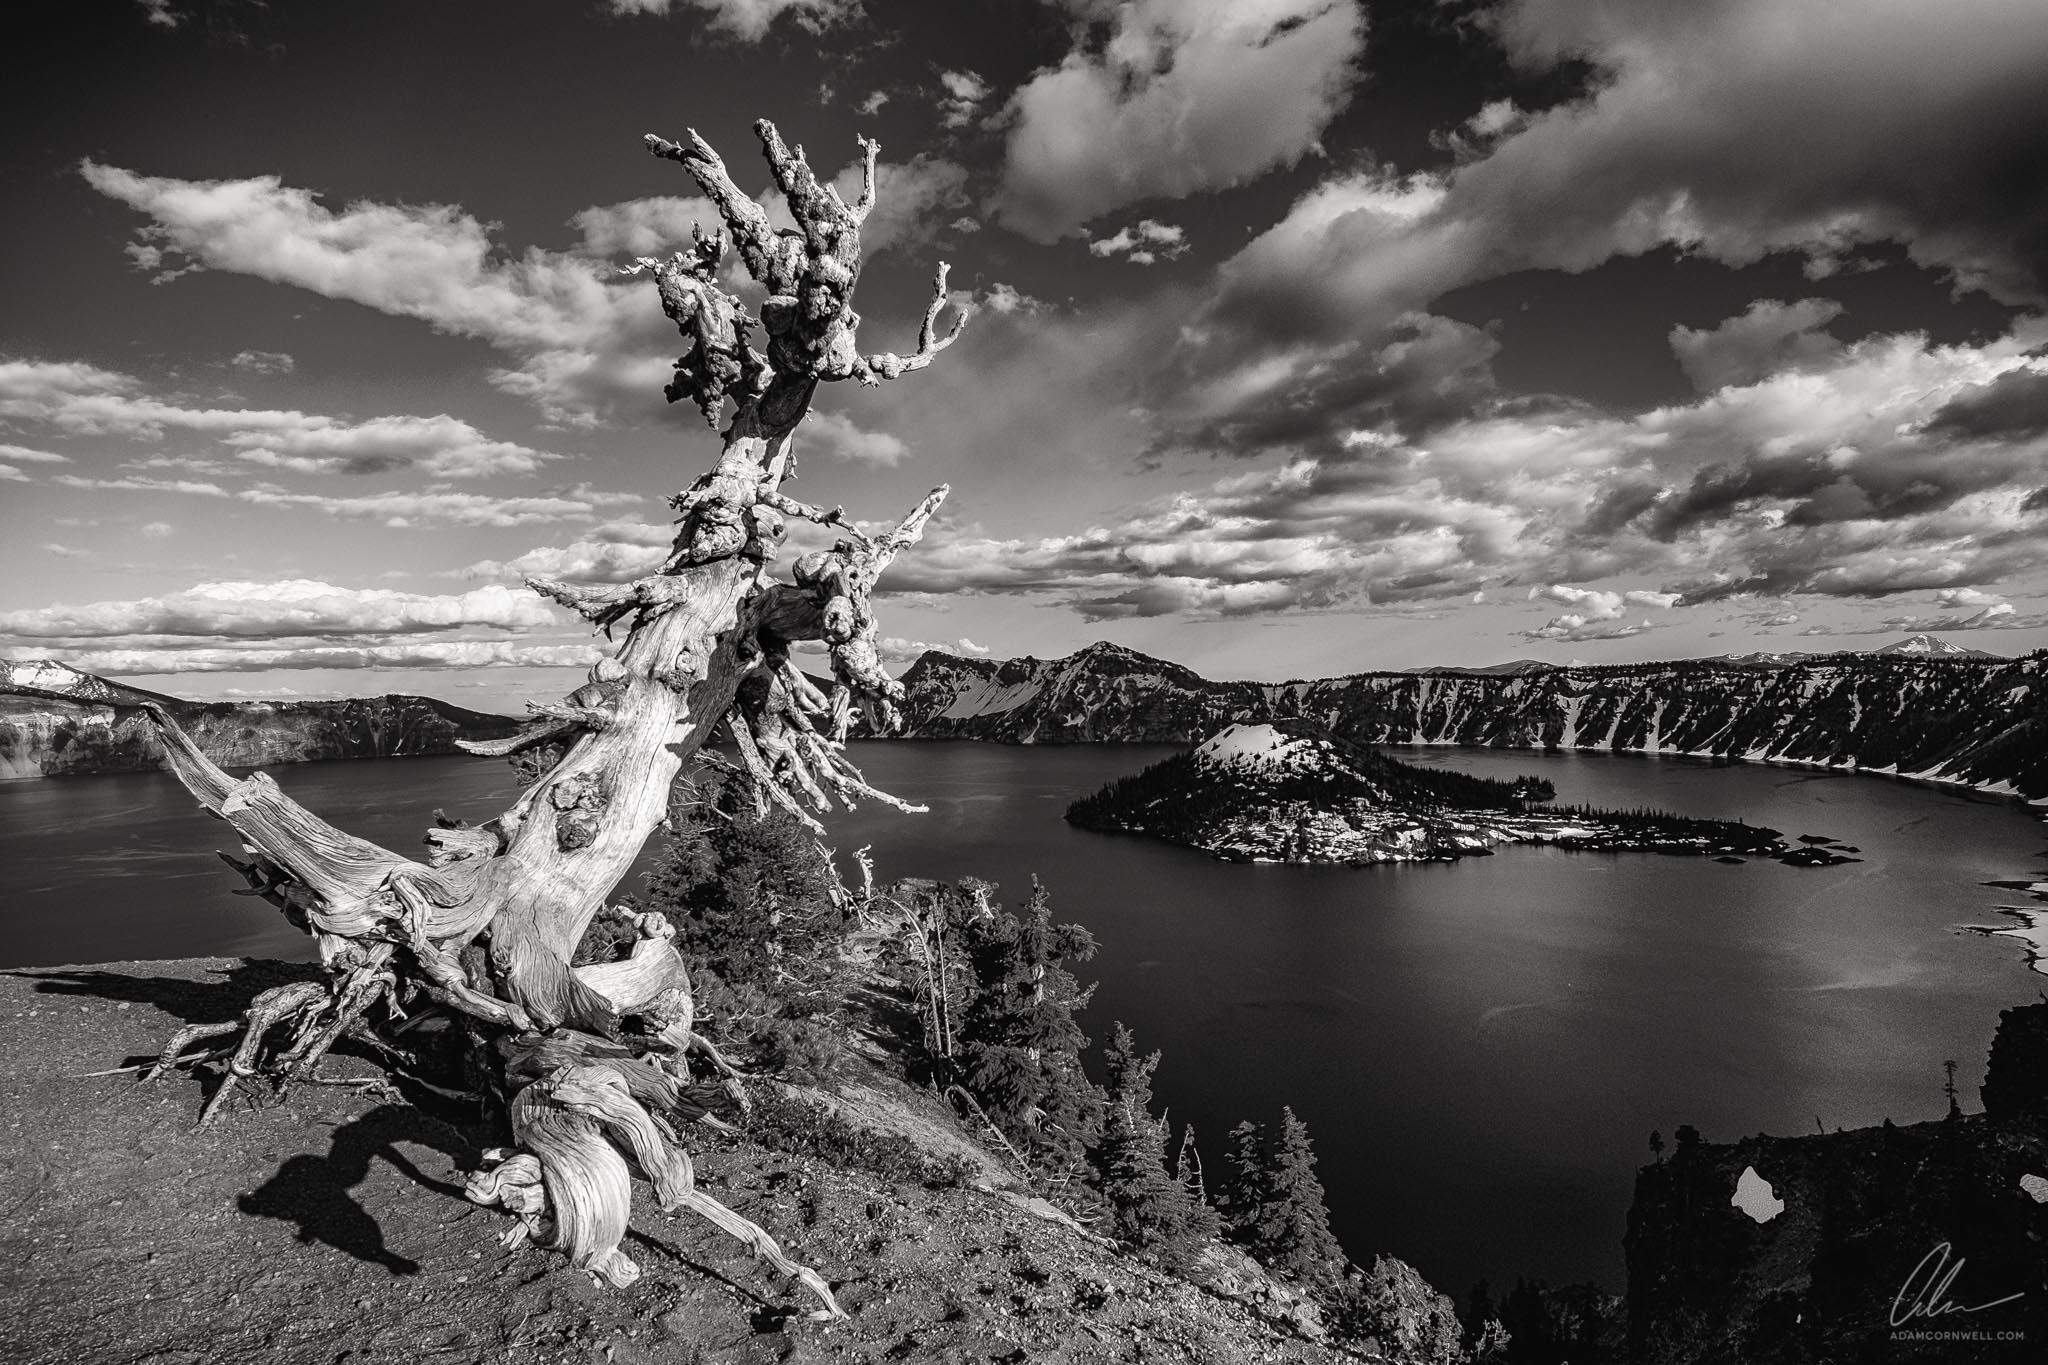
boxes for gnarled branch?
[857,264,967,385]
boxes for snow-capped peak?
[2,659,97,693]
[1193,723,1339,777]
[1874,633,1989,658]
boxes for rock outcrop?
[0,660,517,779]
[893,641,2048,800]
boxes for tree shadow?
[238,1103,476,1276]
[10,960,321,1027]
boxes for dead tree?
[139,119,967,1318]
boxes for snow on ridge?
[2,659,94,692]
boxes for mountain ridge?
[889,640,2048,802]
[0,658,519,780]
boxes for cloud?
[17,639,605,677]
[1522,583,1677,639]
[1669,299,1845,393]
[981,283,1046,315]
[2,357,565,478]
[227,413,564,478]
[52,474,229,497]
[1198,0,2048,364]
[0,579,558,640]
[78,163,663,423]
[228,349,295,375]
[762,152,972,257]
[1089,219,1190,265]
[938,69,990,129]
[866,313,2048,626]
[996,0,1368,240]
[1923,364,2048,439]
[802,408,909,466]
[0,441,72,465]
[80,151,963,424]
[569,195,722,259]
[605,0,858,41]
[459,521,673,584]
[139,521,173,538]
[793,634,992,666]
[235,482,637,528]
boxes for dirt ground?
[0,959,1363,1365]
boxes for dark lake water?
[3,742,2044,1300]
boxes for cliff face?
[0,661,519,779]
[895,642,2048,799]
[1623,1004,2048,1364]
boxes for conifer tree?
[956,877,1102,1168]
[1091,1022,1219,1262]
[1221,1117,1270,1239]
[1244,1106,1347,1286]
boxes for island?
[1066,721,1836,866]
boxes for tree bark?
[141,118,966,1318]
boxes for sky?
[4,0,2047,714]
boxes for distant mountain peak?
[1874,633,1997,658]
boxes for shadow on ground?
[239,1102,478,1275]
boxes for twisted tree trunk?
[140,118,966,1317]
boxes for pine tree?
[1220,1117,1269,1239]
[1091,1023,1219,1264]
[1247,1106,1346,1286]
[956,877,1103,1169]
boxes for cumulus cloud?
[459,521,673,584]
[1669,300,1845,393]
[1522,584,1677,640]
[1924,364,2048,440]
[793,635,992,666]
[864,313,2048,627]
[996,0,1367,240]
[1089,220,1189,265]
[228,349,294,375]
[937,70,990,130]
[0,579,558,641]
[77,164,664,423]
[80,150,965,424]
[569,195,722,259]
[802,409,909,466]
[1199,0,2048,364]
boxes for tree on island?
[134,117,969,1316]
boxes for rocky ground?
[0,959,1361,1365]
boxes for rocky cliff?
[895,641,2048,800]
[1623,1002,2048,1364]
[0,660,519,779]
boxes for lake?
[3,741,2044,1300]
